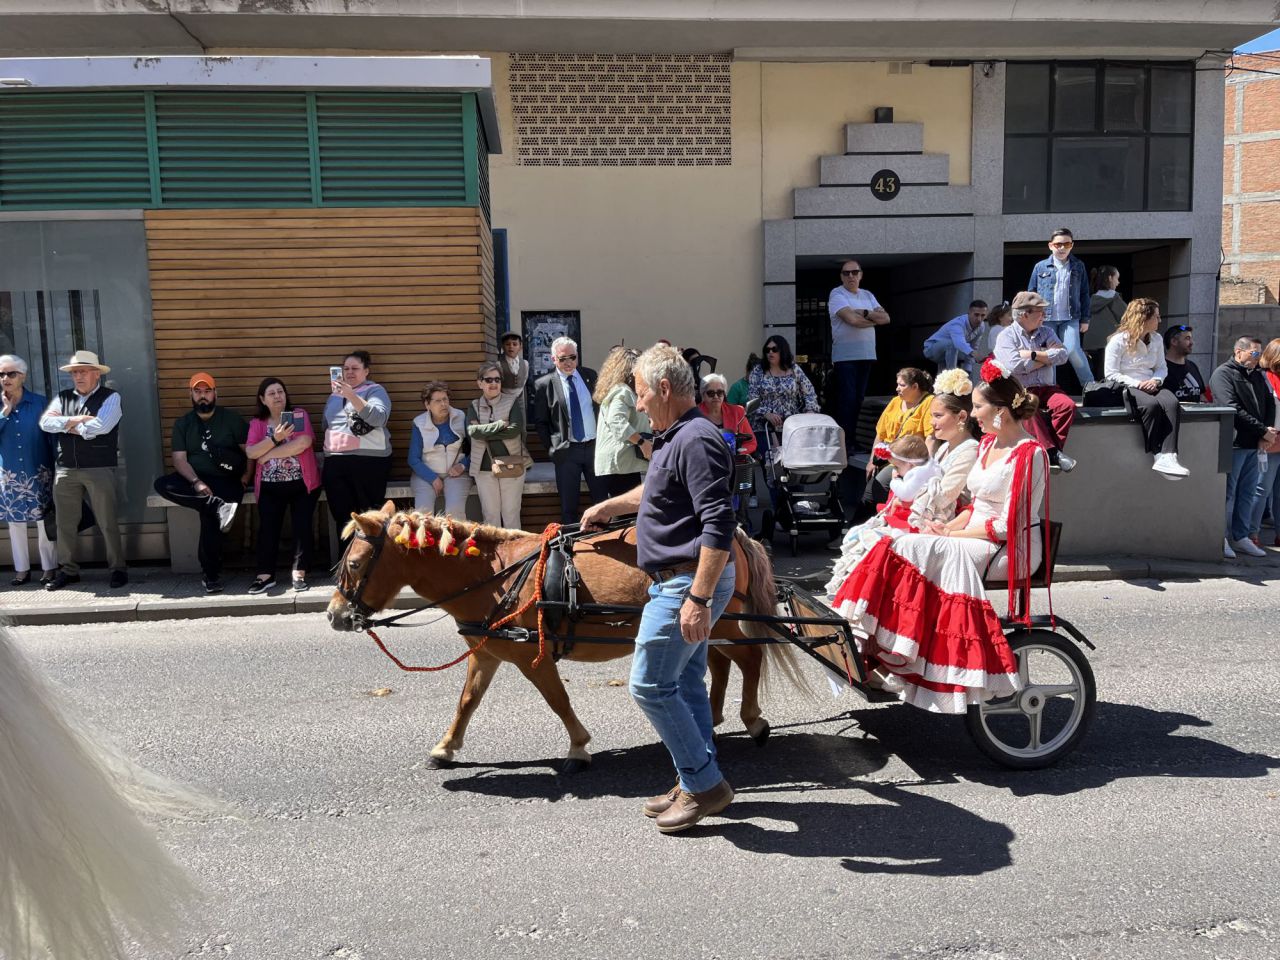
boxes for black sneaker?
[202,576,223,594]
[109,569,129,589]
[247,576,275,595]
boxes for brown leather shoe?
[643,782,681,818]
[655,779,734,834]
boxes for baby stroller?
[767,413,848,556]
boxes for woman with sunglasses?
[0,355,56,586]
[466,361,527,529]
[698,373,756,455]
[746,335,819,455]
[592,346,652,497]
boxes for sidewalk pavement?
[2,542,1278,627]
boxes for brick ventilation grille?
[509,53,732,167]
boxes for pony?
[327,502,808,772]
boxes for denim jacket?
[1028,255,1091,326]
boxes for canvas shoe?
[216,499,238,533]
[1152,453,1190,479]
[1223,538,1236,560]
[1229,537,1267,558]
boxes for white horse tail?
[0,627,209,960]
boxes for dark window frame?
[1003,60,1194,214]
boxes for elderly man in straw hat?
[38,349,128,591]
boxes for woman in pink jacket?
[245,377,321,593]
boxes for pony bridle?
[336,520,389,629]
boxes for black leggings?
[323,455,392,547]
[1125,386,1180,454]
[255,479,319,574]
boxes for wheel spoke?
[1028,710,1043,751]
[982,699,1024,716]
[1018,652,1031,686]
[1034,683,1080,699]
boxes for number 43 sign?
[870,169,900,201]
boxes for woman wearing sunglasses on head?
[592,346,652,498]
[466,361,527,529]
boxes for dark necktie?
[567,374,585,442]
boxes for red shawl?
[978,435,1052,625]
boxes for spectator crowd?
[0,223,1275,594]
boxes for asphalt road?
[13,575,1280,960]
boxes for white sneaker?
[1230,537,1267,558]
[1223,538,1236,559]
[216,499,238,533]
[1055,451,1077,473]
[1152,453,1190,479]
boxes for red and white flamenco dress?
[830,435,1048,714]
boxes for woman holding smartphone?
[322,350,392,548]
[246,377,321,593]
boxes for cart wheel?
[965,629,1095,769]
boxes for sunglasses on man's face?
[841,270,862,277]
[479,376,502,384]
[556,354,577,362]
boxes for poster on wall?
[522,310,582,380]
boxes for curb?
[4,555,1277,627]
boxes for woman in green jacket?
[592,346,652,497]
[1085,265,1126,375]
[466,361,527,530]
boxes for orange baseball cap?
[189,372,216,389]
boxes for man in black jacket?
[1210,336,1277,558]
[38,350,128,591]
[532,336,610,523]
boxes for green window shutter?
[315,92,467,206]
[153,92,312,206]
[0,92,152,208]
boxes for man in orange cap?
[152,372,249,593]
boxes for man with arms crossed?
[829,258,890,451]
[581,343,737,834]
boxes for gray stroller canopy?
[778,413,848,471]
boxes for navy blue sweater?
[636,407,735,573]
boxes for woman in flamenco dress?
[830,357,1050,714]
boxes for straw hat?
[58,350,110,374]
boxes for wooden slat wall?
[146,207,497,480]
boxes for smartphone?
[329,365,343,395]
[280,410,306,431]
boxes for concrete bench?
[145,462,565,572]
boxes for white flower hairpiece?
[934,368,974,397]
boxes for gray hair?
[701,372,728,394]
[476,360,502,380]
[1235,335,1262,352]
[551,336,578,357]
[0,355,28,375]
[636,344,695,398]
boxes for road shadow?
[843,700,1280,796]
[439,726,1014,877]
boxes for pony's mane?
[342,510,534,556]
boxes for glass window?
[0,220,163,525]
[1053,66,1096,132]
[1150,68,1193,133]
[1148,136,1192,210]
[1006,63,1050,133]
[1104,66,1146,131]
[1051,137,1145,212]
[1004,137,1049,213]
[1004,61,1193,213]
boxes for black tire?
[965,629,1096,770]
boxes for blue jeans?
[1249,451,1279,539]
[630,565,736,794]
[1226,448,1262,543]
[1046,320,1095,387]
[834,359,873,451]
[922,341,976,375]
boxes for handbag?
[1081,381,1128,408]
[491,455,526,478]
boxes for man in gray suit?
[533,336,610,523]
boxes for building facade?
[1222,51,1280,307]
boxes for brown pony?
[327,502,806,772]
